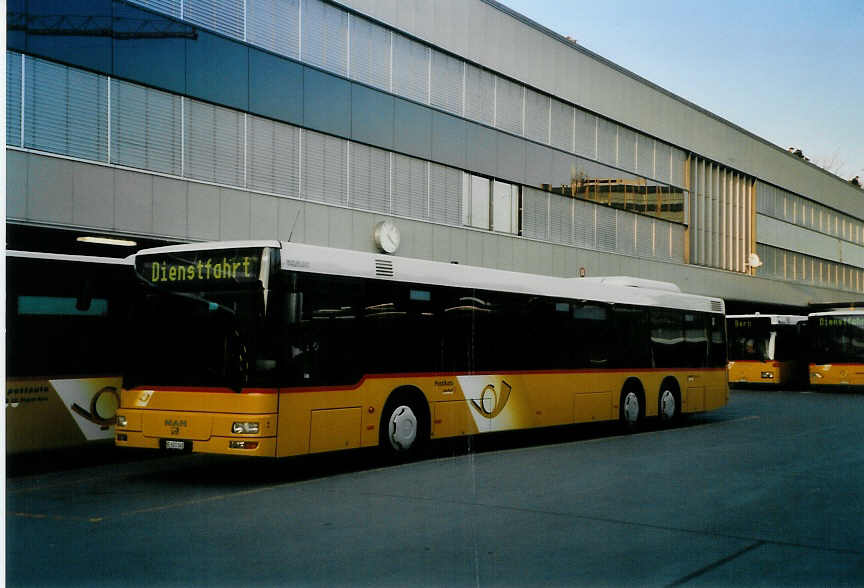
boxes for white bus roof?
[132,240,725,314]
[727,314,808,325]
[6,249,132,265]
[809,309,864,318]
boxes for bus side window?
[684,313,708,368]
[650,309,684,368]
[572,303,611,368]
[708,315,727,367]
[613,306,651,369]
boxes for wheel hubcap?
[389,405,417,451]
[660,390,676,421]
[623,392,640,424]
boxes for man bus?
[807,309,864,391]
[115,240,728,457]
[727,314,807,388]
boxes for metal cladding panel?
[430,49,464,116]
[303,130,348,206]
[522,187,549,241]
[24,57,108,163]
[524,88,549,144]
[495,75,523,136]
[350,16,390,90]
[573,110,597,160]
[302,0,349,77]
[247,115,300,199]
[394,97,432,160]
[549,193,571,245]
[350,84,395,150]
[617,126,636,173]
[7,52,22,147]
[6,151,27,219]
[617,211,636,257]
[184,100,244,187]
[219,188,252,240]
[72,163,114,229]
[429,162,462,226]
[128,0,181,18]
[184,0,244,39]
[188,183,221,240]
[636,215,654,258]
[247,0,300,60]
[349,142,391,214]
[392,33,429,104]
[595,204,617,252]
[250,194,280,240]
[464,63,494,126]
[596,118,617,167]
[549,98,574,153]
[26,154,74,224]
[153,176,189,238]
[115,169,154,233]
[572,199,595,249]
[111,79,182,176]
[392,153,429,220]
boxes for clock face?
[374,220,400,253]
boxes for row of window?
[6,52,686,265]
[757,181,864,247]
[278,272,726,387]
[522,188,683,261]
[755,243,864,294]
[122,0,689,187]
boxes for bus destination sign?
[136,248,264,289]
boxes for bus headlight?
[117,415,128,427]
[812,372,823,379]
[232,422,259,434]
[761,372,774,379]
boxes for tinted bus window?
[650,309,684,368]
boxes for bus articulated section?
[115,240,729,458]
[807,310,864,391]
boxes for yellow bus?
[726,314,807,388]
[6,250,131,454]
[807,310,864,391]
[115,241,729,457]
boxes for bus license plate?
[161,439,190,451]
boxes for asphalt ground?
[6,389,864,587]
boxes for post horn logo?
[71,386,120,429]
[470,380,512,419]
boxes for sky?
[500,0,864,183]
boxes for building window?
[462,174,519,234]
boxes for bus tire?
[379,388,430,458]
[619,384,644,432]
[658,380,681,425]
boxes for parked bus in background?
[726,314,808,388]
[807,309,864,391]
[6,251,132,454]
[115,240,728,457]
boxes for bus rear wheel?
[380,392,429,457]
[619,388,643,431]
[658,387,680,424]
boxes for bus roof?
[727,314,808,325]
[131,240,725,314]
[6,249,132,265]
[809,310,864,318]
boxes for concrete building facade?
[6,0,864,309]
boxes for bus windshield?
[728,317,772,361]
[810,315,864,364]
[124,247,277,390]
